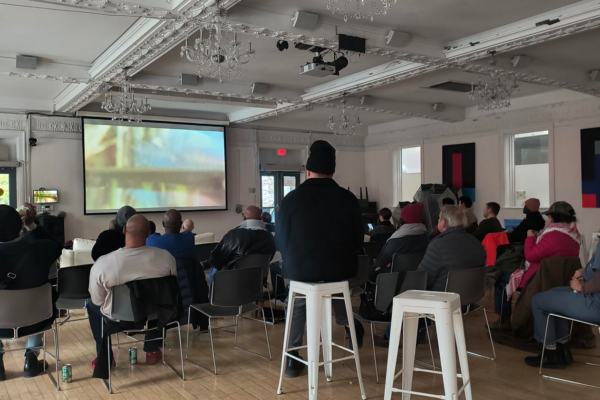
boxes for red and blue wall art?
[442,143,476,202]
[581,128,600,208]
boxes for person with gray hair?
[417,205,486,292]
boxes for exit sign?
[277,148,286,156]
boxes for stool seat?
[277,280,366,400]
[384,290,472,400]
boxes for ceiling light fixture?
[327,0,397,22]
[468,53,519,111]
[180,1,255,82]
[327,94,362,136]
[101,67,151,122]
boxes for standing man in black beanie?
[0,204,62,381]
[92,205,137,261]
[276,140,365,378]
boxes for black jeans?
[86,302,161,358]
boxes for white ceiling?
[2,0,600,135]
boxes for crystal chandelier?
[327,0,398,22]
[180,1,255,82]
[101,68,151,122]
[468,55,519,111]
[327,96,362,136]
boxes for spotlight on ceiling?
[333,55,349,75]
[276,40,289,51]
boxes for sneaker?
[558,342,573,366]
[23,351,49,378]
[284,350,305,378]
[524,349,566,370]
[146,350,162,365]
[0,354,6,382]
[345,319,364,350]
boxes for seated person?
[262,212,275,233]
[369,207,396,242]
[458,196,478,234]
[506,198,545,243]
[370,203,429,280]
[417,205,486,292]
[87,215,177,366]
[181,219,194,234]
[472,202,504,242]
[0,204,62,381]
[525,241,600,369]
[147,209,194,259]
[91,206,137,261]
[430,198,456,239]
[148,220,160,236]
[209,206,276,279]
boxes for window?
[0,167,17,208]
[508,131,550,207]
[399,147,421,202]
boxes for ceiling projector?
[299,53,348,77]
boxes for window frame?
[501,124,555,209]
[392,142,424,206]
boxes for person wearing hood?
[506,198,546,243]
[369,203,429,281]
[91,205,137,261]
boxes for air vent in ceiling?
[426,81,473,93]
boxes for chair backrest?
[211,267,264,308]
[373,270,427,312]
[194,242,219,265]
[399,270,428,294]
[371,231,394,244]
[391,251,425,273]
[349,255,369,289]
[111,284,136,322]
[235,253,271,280]
[57,264,93,299]
[362,242,382,264]
[0,283,53,330]
[445,266,487,307]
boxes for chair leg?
[342,287,366,400]
[277,291,296,395]
[371,321,379,384]
[320,297,333,382]
[425,319,437,370]
[162,323,185,380]
[235,309,272,360]
[186,314,218,375]
[105,334,113,393]
[55,321,60,390]
[186,307,192,359]
[267,290,276,325]
[464,308,496,361]
[262,308,272,360]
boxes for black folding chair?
[186,267,271,375]
[55,264,93,325]
[194,243,219,268]
[236,254,276,324]
[445,266,496,361]
[391,251,425,273]
[363,242,382,266]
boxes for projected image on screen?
[83,119,226,214]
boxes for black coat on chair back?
[276,178,364,282]
[176,258,209,328]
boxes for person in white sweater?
[87,215,176,367]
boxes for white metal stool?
[277,280,367,400]
[383,291,472,400]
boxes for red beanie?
[401,203,424,224]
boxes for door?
[260,171,300,223]
[0,167,17,207]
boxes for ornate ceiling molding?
[365,98,600,147]
[320,102,453,123]
[31,0,195,20]
[0,72,92,84]
[0,116,26,131]
[31,116,82,133]
[258,131,310,145]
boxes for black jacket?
[374,233,430,272]
[176,258,209,328]
[276,178,364,282]
[209,227,276,271]
[92,229,125,261]
[0,225,62,290]
[472,217,504,242]
[507,212,546,243]
[417,227,486,292]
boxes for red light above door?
[277,148,286,156]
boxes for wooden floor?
[1,294,599,400]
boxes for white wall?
[365,97,600,243]
[515,164,550,207]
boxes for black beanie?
[306,140,336,175]
[0,205,23,242]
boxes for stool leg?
[384,306,404,400]
[453,310,472,400]
[435,310,458,400]
[343,287,366,400]
[321,296,333,382]
[402,313,419,400]
[277,291,297,395]
[306,292,323,400]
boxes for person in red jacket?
[507,201,581,300]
